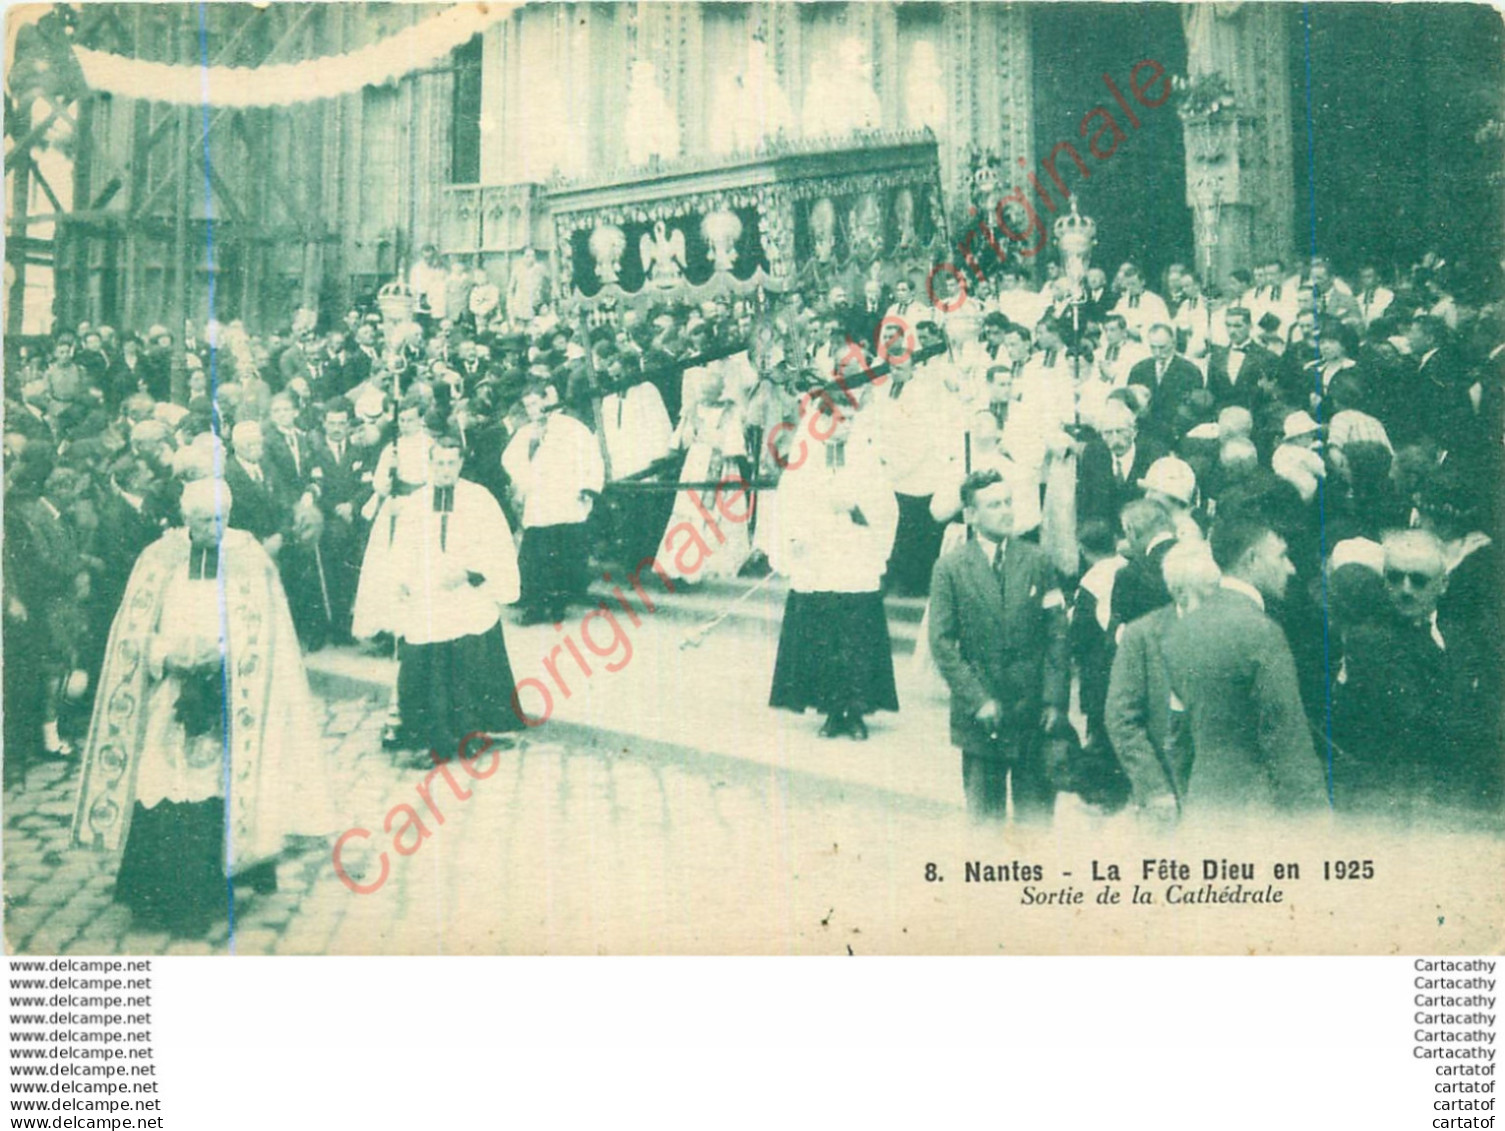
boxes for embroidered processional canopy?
[527,131,950,312]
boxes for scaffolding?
[5,2,462,389]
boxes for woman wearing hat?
[1305,316,1365,420]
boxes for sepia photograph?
[3,0,1503,957]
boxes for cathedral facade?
[447,2,1296,301]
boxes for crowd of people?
[5,238,1504,932]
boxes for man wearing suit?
[279,331,317,390]
[1404,315,1476,454]
[1353,265,1394,328]
[1331,531,1468,814]
[453,336,491,394]
[76,330,110,393]
[1162,516,1327,814]
[1130,324,1204,444]
[1105,539,1222,817]
[105,336,147,408]
[9,376,60,445]
[1205,307,1278,410]
[223,421,288,552]
[849,278,891,347]
[264,392,313,496]
[86,457,167,683]
[341,323,380,395]
[1075,399,1161,536]
[928,469,1070,822]
[140,326,173,403]
[1110,497,1178,631]
[1309,257,1360,323]
[1079,267,1113,326]
[7,468,93,762]
[307,403,374,643]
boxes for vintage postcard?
[3,0,1502,956]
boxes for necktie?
[284,430,301,476]
[1044,349,1057,368]
[992,541,1007,606]
[1107,344,1119,362]
[528,419,547,461]
[1227,346,1244,384]
[1116,455,1128,484]
[1130,295,1140,309]
[1271,284,1282,302]
[826,441,846,470]
[434,485,455,551]
[1156,360,1167,383]
[1012,361,1023,380]
[332,441,345,464]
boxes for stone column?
[937,3,1033,236]
[1181,2,1294,283]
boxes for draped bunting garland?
[70,3,514,109]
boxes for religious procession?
[4,1,1502,948]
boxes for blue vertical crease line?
[1302,4,1336,810]
[195,2,236,951]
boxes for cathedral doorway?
[1030,5,1191,291]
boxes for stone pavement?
[3,696,392,957]
[3,679,1028,956]
[309,577,972,809]
[4,581,1125,956]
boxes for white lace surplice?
[134,573,228,808]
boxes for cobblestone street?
[2,686,976,956]
[3,695,392,957]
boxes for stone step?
[578,575,926,654]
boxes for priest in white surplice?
[502,386,606,624]
[72,478,336,936]
[388,435,525,761]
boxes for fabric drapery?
[72,4,513,109]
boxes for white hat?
[1282,410,1322,441]
[354,388,387,420]
[1138,456,1197,505]
[1329,537,1385,574]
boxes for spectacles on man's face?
[1385,568,1441,591]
